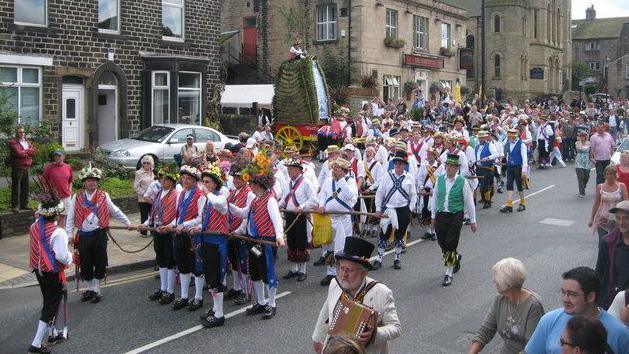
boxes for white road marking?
[540,218,575,227]
[499,184,556,208]
[125,291,292,354]
[369,238,425,262]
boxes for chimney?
[585,5,596,21]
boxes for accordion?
[329,292,378,339]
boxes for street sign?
[530,68,544,79]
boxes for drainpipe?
[347,0,352,86]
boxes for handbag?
[312,213,333,247]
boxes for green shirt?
[436,174,465,213]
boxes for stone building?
[446,0,572,101]
[0,0,222,152]
[571,6,629,99]
[221,0,468,102]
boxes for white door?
[97,85,117,145]
[62,84,85,151]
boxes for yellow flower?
[242,173,250,182]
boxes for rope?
[106,230,154,254]
[283,210,305,235]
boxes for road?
[0,165,598,353]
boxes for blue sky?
[572,0,629,19]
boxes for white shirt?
[170,189,207,228]
[504,139,529,171]
[430,174,477,223]
[318,161,332,188]
[46,226,73,266]
[19,139,28,149]
[318,175,358,215]
[143,187,180,226]
[375,146,389,166]
[280,174,318,211]
[364,158,384,190]
[252,130,263,142]
[439,150,470,177]
[474,142,501,163]
[229,194,284,242]
[417,161,444,191]
[536,123,554,141]
[203,191,228,217]
[375,170,417,212]
[607,290,627,324]
[66,190,131,237]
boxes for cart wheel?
[276,126,303,151]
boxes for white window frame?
[162,0,185,42]
[98,0,121,34]
[382,75,400,100]
[0,65,43,124]
[317,5,337,41]
[14,0,48,27]
[413,16,428,50]
[177,71,202,125]
[588,61,600,72]
[441,22,451,49]
[586,41,599,51]
[151,71,170,125]
[385,9,397,39]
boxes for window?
[177,72,201,125]
[169,128,194,144]
[382,75,400,101]
[152,71,170,125]
[194,128,220,142]
[494,55,501,78]
[413,16,428,50]
[441,22,451,48]
[588,61,600,71]
[98,0,120,33]
[317,5,337,41]
[15,0,47,26]
[0,66,42,125]
[162,0,184,41]
[586,41,599,51]
[385,9,397,39]
[494,15,500,33]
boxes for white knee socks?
[298,262,306,274]
[290,262,298,273]
[267,285,277,308]
[180,273,191,299]
[31,320,48,347]
[253,280,267,306]
[93,279,101,294]
[194,276,204,300]
[167,269,176,294]
[231,270,241,291]
[159,268,168,292]
[445,266,454,277]
[213,292,224,318]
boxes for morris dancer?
[317,158,358,286]
[315,145,342,267]
[431,154,477,287]
[225,162,255,305]
[280,158,317,282]
[194,165,230,328]
[474,131,500,209]
[140,164,180,305]
[66,165,131,304]
[417,148,443,241]
[500,129,528,213]
[28,195,73,354]
[374,151,417,270]
[230,153,286,320]
[362,146,384,237]
[163,165,205,311]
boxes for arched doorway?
[92,62,128,146]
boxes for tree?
[318,44,353,89]
[571,62,592,91]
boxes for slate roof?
[572,17,629,40]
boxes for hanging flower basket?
[384,37,406,49]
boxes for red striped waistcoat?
[151,188,177,226]
[177,188,203,224]
[74,190,109,231]
[202,193,228,234]
[228,185,251,232]
[29,221,63,273]
[251,190,276,237]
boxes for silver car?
[97,124,238,169]
[611,138,628,166]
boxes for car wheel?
[137,154,159,170]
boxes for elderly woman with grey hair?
[134,155,155,236]
[468,258,545,354]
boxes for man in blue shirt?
[525,267,629,354]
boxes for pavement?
[0,163,601,353]
[0,213,155,290]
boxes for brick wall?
[0,0,222,144]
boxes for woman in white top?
[134,155,155,236]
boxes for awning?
[220,30,240,44]
[221,84,274,108]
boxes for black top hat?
[391,150,409,165]
[335,237,375,270]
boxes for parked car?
[611,138,628,165]
[97,124,238,169]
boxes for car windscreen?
[133,126,175,143]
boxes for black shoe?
[91,293,102,303]
[149,290,163,301]
[173,298,189,310]
[47,333,66,345]
[393,260,401,270]
[261,305,276,320]
[496,188,503,194]
[224,288,241,301]
[201,315,225,328]
[188,298,203,311]
[421,232,432,240]
[313,256,326,266]
[500,206,513,213]
[482,202,491,209]
[245,303,266,316]
[453,254,462,274]
[517,204,526,212]
[159,292,175,305]
[320,274,335,286]
[28,345,50,354]
[297,272,307,281]
[199,308,215,320]
[283,271,299,279]
[81,290,95,302]
[372,261,382,270]
[430,234,438,241]
[233,293,250,306]
[442,275,453,287]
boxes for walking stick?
[62,287,68,339]
[279,209,388,218]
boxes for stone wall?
[0,196,139,238]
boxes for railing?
[224,45,275,84]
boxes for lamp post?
[480,0,486,104]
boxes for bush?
[410,107,424,121]
[71,177,135,200]
[65,157,85,171]
[0,187,38,211]
[330,87,351,106]
[32,141,64,172]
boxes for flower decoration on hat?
[35,192,64,217]
[78,163,104,181]
[241,149,275,189]
[202,163,224,188]
[157,163,180,182]
[219,160,231,180]
[180,165,201,181]
[283,158,303,169]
